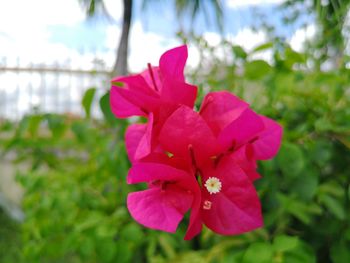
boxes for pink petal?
[110,86,160,118]
[200,91,249,135]
[125,124,147,163]
[141,153,192,172]
[202,157,263,235]
[184,214,202,240]
[141,66,163,92]
[127,162,190,184]
[159,45,187,82]
[159,106,219,166]
[110,86,147,118]
[184,195,203,240]
[252,116,283,160]
[127,186,193,233]
[114,74,158,97]
[230,145,260,181]
[125,113,154,162]
[161,77,197,108]
[218,108,264,151]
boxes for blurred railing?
[0,57,111,120]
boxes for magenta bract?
[110,45,283,240]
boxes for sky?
[0,0,315,72]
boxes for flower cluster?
[110,45,282,240]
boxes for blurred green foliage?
[1,37,350,262]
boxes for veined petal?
[230,145,260,181]
[159,105,219,166]
[127,186,193,233]
[141,66,163,92]
[125,113,154,162]
[200,91,249,135]
[113,74,159,97]
[159,45,187,82]
[218,108,265,151]
[202,157,263,235]
[110,86,147,118]
[127,162,190,184]
[161,77,197,109]
[125,124,147,163]
[110,86,160,118]
[252,116,283,160]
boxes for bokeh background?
[0,0,349,262]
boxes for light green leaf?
[253,42,273,53]
[242,242,273,263]
[273,235,299,252]
[244,60,272,80]
[232,45,247,59]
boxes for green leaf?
[277,143,305,178]
[330,240,350,263]
[71,121,90,143]
[82,87,97,118]
[244,60,272,80]
[283,242,316,263]
[291,170,318,201]
[79,237,95,258]
[232,45,247,59]
[96,238,117,262]
[252,42,273,53]
[99,91,117,126]
[284,47,305,68]
[242,242,273,263]
[158,234,176,259]
[273,235,299,252]
[121,224,144,244]
[320,194,346,220]
[45,114,66,139]
[28,114,43,137]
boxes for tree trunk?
[113,0,132,76]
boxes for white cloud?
[127,21,180,72]
[0,0,84,38]
[289,24,316,52]
[104,0,123,21]
[231,27,267,51]
[227,0,285,8]
[0,0,87,65]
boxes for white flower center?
[204,177,222,194]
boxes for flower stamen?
[204,177,222,195]
[147,63,159,92]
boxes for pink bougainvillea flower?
[110,45,283,240]
[126,162,201,234]
[110,45,197,119]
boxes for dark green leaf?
[82,87,97,118]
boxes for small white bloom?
[204,177,222,195]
